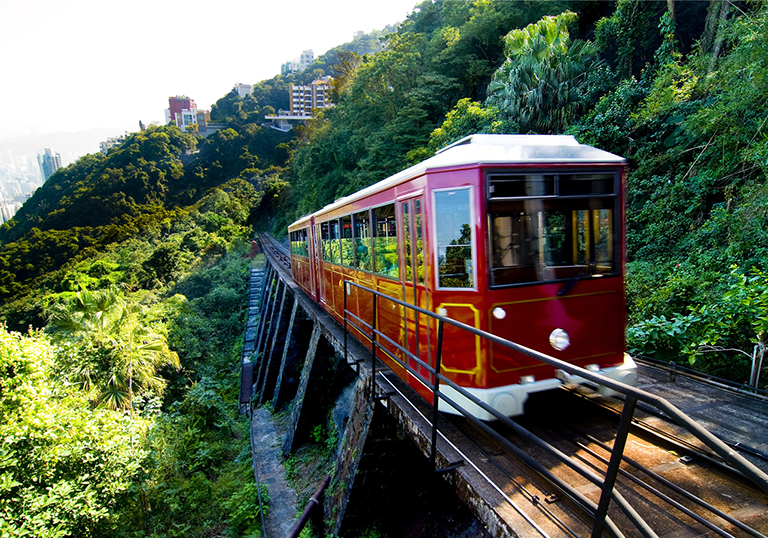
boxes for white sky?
[0,0,418,138]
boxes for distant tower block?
[37,148,61,181]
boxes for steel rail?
[567,426,767,538]
[635,356,768,401]
[570,387,767,485]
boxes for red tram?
[288,134,637,419]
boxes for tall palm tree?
[486,11,600,134]
[48,287,179,411]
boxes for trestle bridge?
[241,233,768,538]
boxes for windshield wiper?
[557,265,591,297]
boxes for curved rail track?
[257,232,768,538]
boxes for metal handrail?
[635,355,768,400]
[286,474,331,538]
[342,279,768,538]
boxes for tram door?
[400,197,431,386]
[309,220,319,299]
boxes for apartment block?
[289,77,333,117]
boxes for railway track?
[258,232,768,537]
[405,381,768,538]
[258,233,291,269]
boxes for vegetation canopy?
[2,1,768,535]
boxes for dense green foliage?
[3,1,768,535]
[271,0,768,385]
[286,0,605,217]
[0,105,283,535]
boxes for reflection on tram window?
[374,204,399,278]
[354,211,372,271]
[290,228,309,257]
[489,201,616,287]
[321,220,341,264]
[414,199,425,284]
[435,188,474,289]
[487,171,618,288]
[402,201,412,282]
[340,215,354,267]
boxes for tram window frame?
[291,228,309,257]
[340,214,354,267]
[485,170,620,289]
[321,219,341,265]
[433,186,476,290]
[414,198,425,285]
[402,201,413,282]
[373,203,399,279]
[353,210,372,272]
[300,227,308,257]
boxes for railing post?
[592,394,638,538]
[430,319,445,469]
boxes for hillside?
[1,1,767,535]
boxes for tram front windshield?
[488,172,619,288]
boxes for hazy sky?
[0,0,417,138]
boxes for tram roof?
[292,134,625,226]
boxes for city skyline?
[0,0,417,139]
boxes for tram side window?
[434,188,474,289]
[290,230,308,256]
[414,199,425,284]
[354,211,372,271]
[290,229,307,256]
[374,204,399,278]
[340,215,354,267]
[321,220,341,264]
[300,228,309,257]
[402,202,412,282]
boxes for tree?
[0,326,141,537]
[48,286,179,411]
[486,11,601,134]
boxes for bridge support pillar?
[283,324,322,455]
[272,299,300,409]
[258,281,291,405]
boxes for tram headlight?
[549,329,570,351]
[492,307,507,320]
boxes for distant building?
[37,147,61,181]
[0,201,23,223]
[281,49,315,75]
[100,134,127,155]
[234,83,253,98]
[263,112,309,132]
[265,76,334,132]
[299,49,314,71]
[164,95,198,131]
[289,76,333,117]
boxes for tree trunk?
[701,0,720,53]
[666,0,676,23]
[702,0,730,70]
[710,1,730,64]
